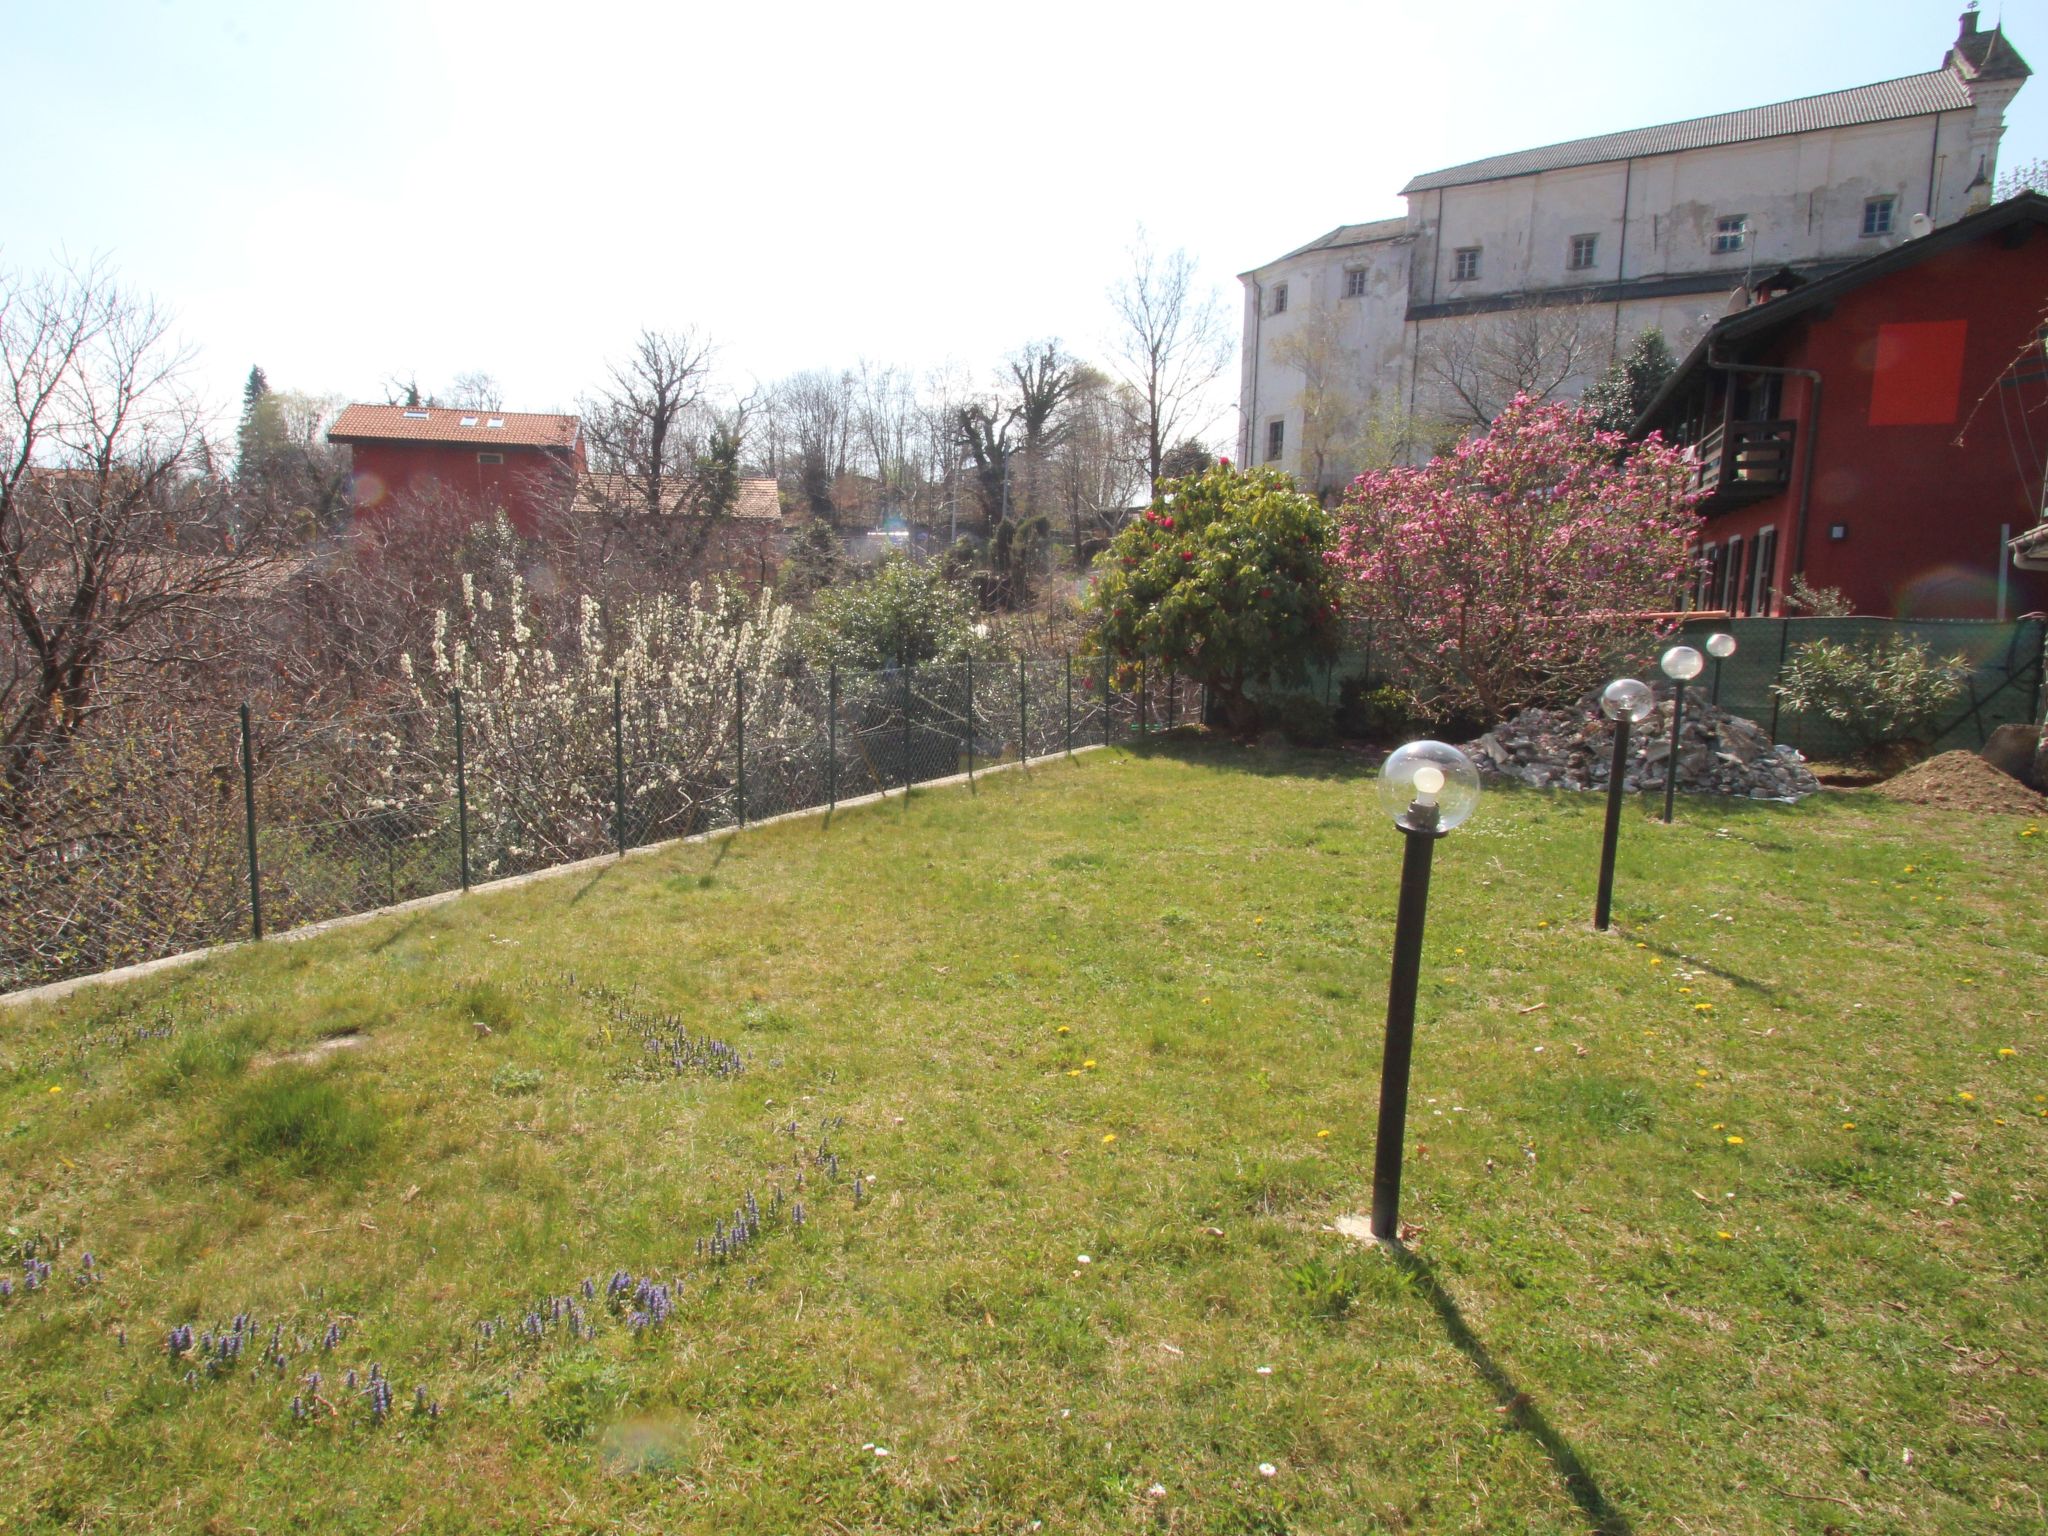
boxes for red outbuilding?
[327,403,587,536]
[1635,191,2048,620]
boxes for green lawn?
[2,740,2044,1534]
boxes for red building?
[328,404,586,536]
[1635,192,2048,620]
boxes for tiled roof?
[1281,218,1408,261]
[1401,70,1974,194]
[574,472,783,521]
[328,403,581,450]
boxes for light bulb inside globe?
[1412,764,1445,804]
[1600,678,1656,724]
[1706,632,1737,660]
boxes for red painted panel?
[1867,320,1967,426]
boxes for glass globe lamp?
[1660,644,1705,682]
[1377,741,1481,832]
[1601,678,1655,724]
[1705,632,1737,659]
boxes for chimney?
[1959,5,1978,38]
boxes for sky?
[9,0,2045,442]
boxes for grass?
[1,739,2044,1534]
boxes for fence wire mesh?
[3,657,1150,994]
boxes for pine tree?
[234,365,271,482]
[1582,329,1676,435]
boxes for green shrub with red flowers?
[1087,460,1343,733]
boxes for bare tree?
[1268,298,1361,496]
[1415,299,1609,430]
[0,261,285,771]
[447,371,504,411]
[1108,229,1232,492]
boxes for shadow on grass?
[367,914,425,955]
[567,860,617,906]
[1388,1243,1635,1536]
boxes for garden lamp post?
[1705,631,1737,706]
[1658,645,1704,825]
[1369,741,1481,1243]
[1593,679,1654,932]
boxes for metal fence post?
[1137,659,1147,736]
[1168,671,1178,731]
[965,654,975,782]
[902,663,913,792]
[827,662,838,811]
[1101,653,1112,744]
[1064,654,1073,756]
[1018,659,1028,765]
[237,703,263,940]
[453,689,470,893]
[612,675,628,855]
[735,672,747,827]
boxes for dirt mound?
[1871,750,2048,816]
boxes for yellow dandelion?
[1635,942,1648,949]
[1712,1122,1725,1130]
[1725,1135,1744,1146]
[1957,1091,1975,1103]
[1315,1129,1331,1139]
[1715,1230,1733,1241]
[1083,1059,1097,1069]
[1057,1025,1071,1035]
[1904,865,1915,874]
[1537,920,1550,928]
[1696,1068,1710,1078]
[1650,957,1662,967]
[1253,916,1265,926]
[1201,996,1212,1005]
[1695,1003,1713,1012]
[47,1085,61,1095]
[1679,986,1693,994]
[1101,1133,1117,1145]
[1454,947,1466,955]
[1995,1117,2008,1125]
[1841,1121,1856,1130]
[1066,1069,1082,1078]
[1997,1047,2016,1058]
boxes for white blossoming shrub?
[405,569,806,874]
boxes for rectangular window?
[1749,526,1779,616]
[1568,233,1598,270]
[486,417,506,429]
[1452,247,1481,281]
[1271,283,1289,316]
[1696,543,1719,609]
[477,452,505,465]
[402,409,430,420]
[460,415,479,427]
[1343,268,1368,298]
[1712,216,1749,255]
[1719,534,1744,614]
[1266,419,1285,463]
[1862,196,1896,237]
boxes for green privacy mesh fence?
[2,658,1191,995]
[1264,616,2046,759]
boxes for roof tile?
[328,403,581,450]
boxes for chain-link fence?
[2,657,1186,995]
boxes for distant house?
[327,404,586,535]
[1633,192,2048,620]
[570,472,786,588]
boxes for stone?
[1980,723,2043,790]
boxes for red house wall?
[346,441,582,537]
[1701,229,2048,619]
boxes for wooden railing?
[1694,419,1795,503]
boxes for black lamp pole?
[1370,796,1445,1243]
[1662,678,1687,825]
[1594,714,1632,931]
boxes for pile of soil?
[1870,750,2048,816]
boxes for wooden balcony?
[1692,419,1795,506]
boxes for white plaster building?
[1238,10,2030,492]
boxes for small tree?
[1581,328,1676,434]
[1089,460,1341,731]
[805,554,988,670]
[1770,636,1967,751]
[1331,396,1699,723]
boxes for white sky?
[10,0,2044,444]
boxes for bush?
[219,1070,381,1179]
[804,554,990,670]
[1770,636,1967,750]
[1089,460,1342,733]
[1337,679,1420,743]
[1269,693,1337,747]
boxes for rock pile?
[1465,689,1822,802]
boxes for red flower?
[1218,456,1232,468]
[1180,550,1195,562]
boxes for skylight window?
[486,417,505,429]
[403,409,429,420]
[461,415,479,426]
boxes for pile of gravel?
[1466,689,1822,802]
[1872,750,2048,816]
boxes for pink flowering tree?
[1089,459,1343,732]
[1330,396,1700,723]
